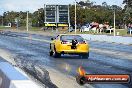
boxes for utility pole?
[68,5,70,32]
[17,18,18,30]
[26,11,29,31]
[113,8,116,36]
[2,16,3,26]
[75,0,77,34]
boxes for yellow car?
[49,34,89,58]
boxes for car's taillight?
[61,41,68,44]
[79,41,86,44]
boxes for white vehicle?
[105,26,113,33]
[91,27,97,31]
[105,28,113,33]
[80,26,91,32]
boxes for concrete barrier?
[80,34,132,45]
[0,62,39,88]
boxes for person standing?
[130,24,132,34]
[127,23,132,34]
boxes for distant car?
[80,26,91,32]
[104,26,113,33]
[91,27,97,31]
[49,34,89,58]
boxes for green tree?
[123,0,132,24]
[69,1,124,26]
[3,11,32,27]
[32,8,44,27]
[123,0,132,7]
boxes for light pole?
[26,11,29,31]
[1,16,3,26]
[113,9,116,36]
[1,11,4,26]
[75,0,77,34]
[38,11,40,27]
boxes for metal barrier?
[0,62,39,88]
[80,34,132,45]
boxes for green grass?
[0,26,12,30]
[30,27,42,31]
[115,29,127,36]
[14,27,42,31]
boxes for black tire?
[54,52,61,58]
[81,53,89,59]
[53,46,61,58]
[49,44,53,56]
[50,43,51,49]
[49,51,53,56]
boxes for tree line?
[0,0,131,28]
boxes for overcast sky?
[0,0,124,15]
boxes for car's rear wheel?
[54,52,61,58]
[49,51,53,56]
[53,46,61,58]
[81,53,89,59]
[49,44,53,56]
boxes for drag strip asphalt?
[0,31,131,88]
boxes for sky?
[0,0,124,15]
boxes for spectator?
[127,23,132,34]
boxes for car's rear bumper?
[56,44,89,54]
[59,50,89,55]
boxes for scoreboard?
[45,5,56,23]
[44,5,70,27]
[58,5,69,23]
